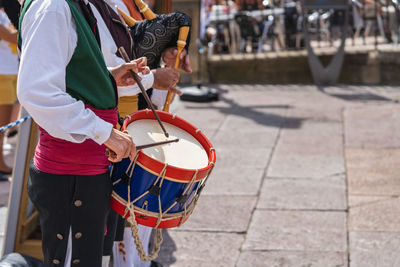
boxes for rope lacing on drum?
[193,162,215,208]
[153,169,199,229]
[179,169,198,226]
[123,154,163,262]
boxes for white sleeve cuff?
[91,117,114,145]
[117,72,154,97]
[139,71,154,90]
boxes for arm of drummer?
[17,2,135,163]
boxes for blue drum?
[110,110,216,228]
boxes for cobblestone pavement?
[1,85,400,266]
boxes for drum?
[110,110,216,229]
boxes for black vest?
[88,0,135,59]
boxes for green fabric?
[18,0,117,109]
[17,0,33,47]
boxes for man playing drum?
[86,1,181,266]
[86,1,192,266]
[17,0,148,266]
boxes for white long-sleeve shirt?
[17,0,114,145]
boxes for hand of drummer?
[162,47,192,74]
[152,68,183,96]
[111,57,150,87]
[104,129,137,163]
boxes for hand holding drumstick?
[104,129,137,163]
[106,138,180,160]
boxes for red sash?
[34,106,118,175]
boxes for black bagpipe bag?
[130,12,192,69]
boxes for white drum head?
[127,119,209,170]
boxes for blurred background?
[2,1,400,267]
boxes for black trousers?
[103,210,126,256]
[27,163,112,267]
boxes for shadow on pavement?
[184,88,305,129]
[155,230,177,267]
[317,86,399,103]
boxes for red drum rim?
[122,110,216,182]
[110,197,193,228]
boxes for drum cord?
[190,148,216,216]
[122,155,164,262]
[116,147,216,262]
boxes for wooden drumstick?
[118,47,169,138]
[106,138,179,158]
[163,26,190,112]
[134,0,157,20]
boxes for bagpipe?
[117,1,191,111]
[118,7,192,70]
[110,1,216,262]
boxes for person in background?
[0,8,18,181]
[85,2,181,267]
[99,0,192,267]
[236,0,263,11]
[104,2,191,267]
[235,0,264,52]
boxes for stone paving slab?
[257,175,347,211]
[236,251,348,267]
[349,197,400,232]
[243,210,347,252]
[215,84,296,107]
[346,149,400,196]
[213,128,279,149]
[320,86,397,106]
[157,231,244,267]
[203,164,265,196]
[176,106,226,138]
[268,108,345,178]
[179,195,257,233]
[366,86,400,102]
[268,153,345,179]
[218,113,285,134]
[348,195,393,208]
[350,231,400,267]
[344,106,400,149]
[215,147,272,170]
[1,85,400,266]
